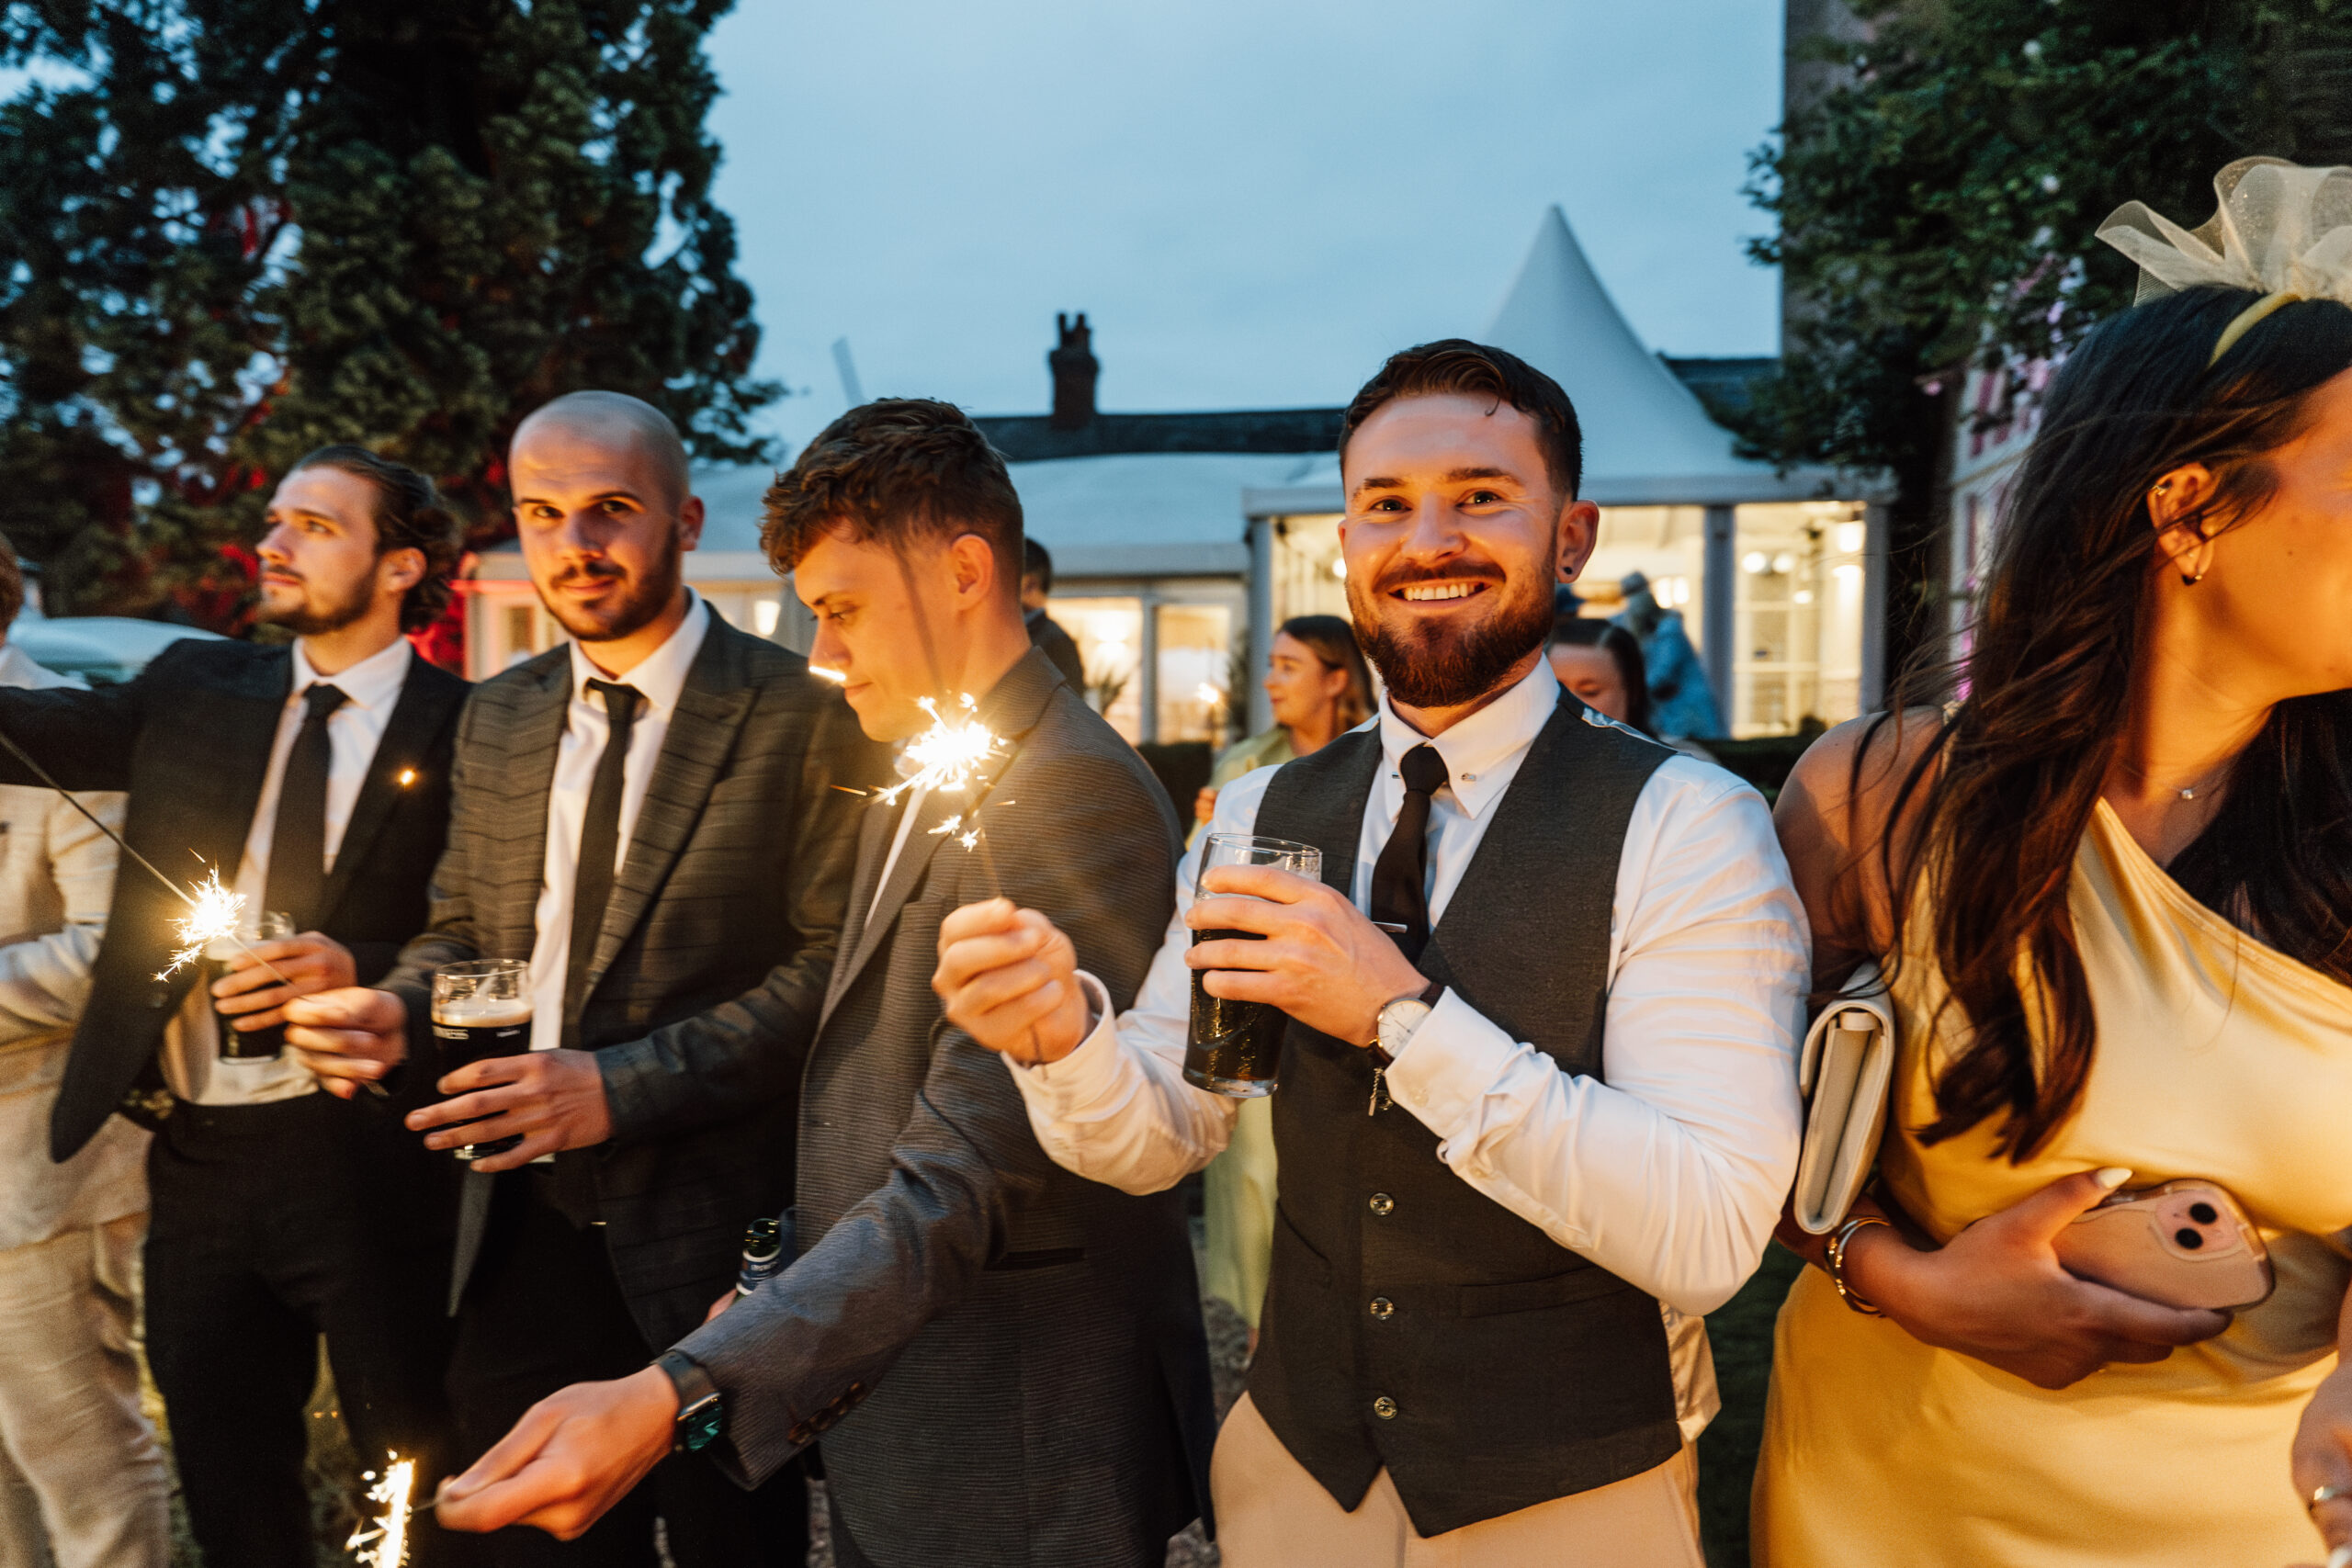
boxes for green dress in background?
[1195,727,1294,1330]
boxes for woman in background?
[1193,615,1371,1340]
[1752,179,2352,1567]
[1546,616,1652,732]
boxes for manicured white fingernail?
[2094,1167,2132,1190]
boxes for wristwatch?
[1374,981,1447,1055]
[656,1349,724,1453]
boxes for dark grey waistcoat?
[1247,695,1680,1539]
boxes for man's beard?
[256,570,375,637]
[541,547,684,645]
[1350,562,1553,709]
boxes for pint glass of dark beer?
[212,909,296,1062]
[431,959,531,1161]
[1184,832,1321,1098]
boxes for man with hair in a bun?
[2,446,473,1568]
[295,390,882,1566]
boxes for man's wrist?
[653,1351,719,1452]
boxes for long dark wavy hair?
[1882,285,2352,1160]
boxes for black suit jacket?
[377,615,883,1347]
[678,648,1216,1566]
[10,637,469,1161]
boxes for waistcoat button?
[1369,1296,1395,1320]
[1368,1192,1395,1216]
[1372,1395,1397,1420]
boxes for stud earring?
[2181,569,2205,586]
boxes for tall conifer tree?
[0,0,774,626]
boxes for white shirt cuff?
[1381,987,1528,1139]
[1001,970,1124,1105]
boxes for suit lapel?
[820,784,962,1029]
[199,650,294,878]
[316,661,454,926]
[587,627,755,983]
[500,660,572,960]
[821,795,899,1018]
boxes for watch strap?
[656,1349,723,1452]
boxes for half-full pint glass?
[431,959,531,1161]
[1185,832,1321,1098]
[212,909,296,1062]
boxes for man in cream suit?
[0,540,168,1568]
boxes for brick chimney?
[1047,311,1099,431]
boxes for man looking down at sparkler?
[933,341,1810,1566]
[424,399,1216,1568]
[0,446,472,1568]
[288,390,877,1566]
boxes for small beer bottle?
[736,1216,786,1298]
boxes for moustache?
[549,563,628,589]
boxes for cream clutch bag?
[1792,964,1897,1235]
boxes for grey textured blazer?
[678,648,1217,1568]
[379,615,881,1348]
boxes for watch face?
[682,1397,723,1452]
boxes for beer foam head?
[433,996,534,1027]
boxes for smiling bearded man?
[933,339,1812,1567]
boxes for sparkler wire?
[0,721,298,989]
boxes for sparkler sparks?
[879,694,1005,808]
[345,1456,414,1566]
[808,664,849,684]
[157,868,247,980]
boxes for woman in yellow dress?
[1755,161,2352,1567]
[1190,615,1372,1337]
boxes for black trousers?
[448,1172,808,1568]
[145,1091,469,1568]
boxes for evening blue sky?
[703,0,1786,453]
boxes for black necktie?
[562,681,642,1047]
[1368,743,1450,963]
[262,682,347,930]
[550,680,640,1228]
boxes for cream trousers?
[1211,1393,1705,1568]
[0,1216,170,1568]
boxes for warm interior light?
[1330,558,1348,580]
[753,599,781,636]
[1741,552,1768,574]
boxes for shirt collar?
[290,634,413,714]
[1375,655,1561,821]
[566,588,710,722]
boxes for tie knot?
[301,682,347,723]
[587,680,642,728]
[1398,742,1448,798]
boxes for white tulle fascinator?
[2097,156,2352,365]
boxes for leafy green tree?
[1744,0,2352,669]
[0,0,775,628]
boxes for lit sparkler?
[346,1455,414,1566]
[878,694,1005,808]
[157,867,248,980]
[808,664,849,684]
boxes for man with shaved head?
[292,390,884,1566]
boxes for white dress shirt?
[162,634,415,1105]
[524,591,711,1055]
[1006,657,1807,1433]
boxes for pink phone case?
[2053,1179,2273,1312]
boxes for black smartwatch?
[656,1349,724,1453]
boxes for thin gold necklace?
[2116,755,2230,803]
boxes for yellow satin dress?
[1755,803,2352,1567]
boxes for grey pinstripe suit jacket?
[677,648,1217,1568]
[379,615,881,1348]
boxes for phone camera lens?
[2174,1227,2204,1250]
[2189,1201,2219,1224]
